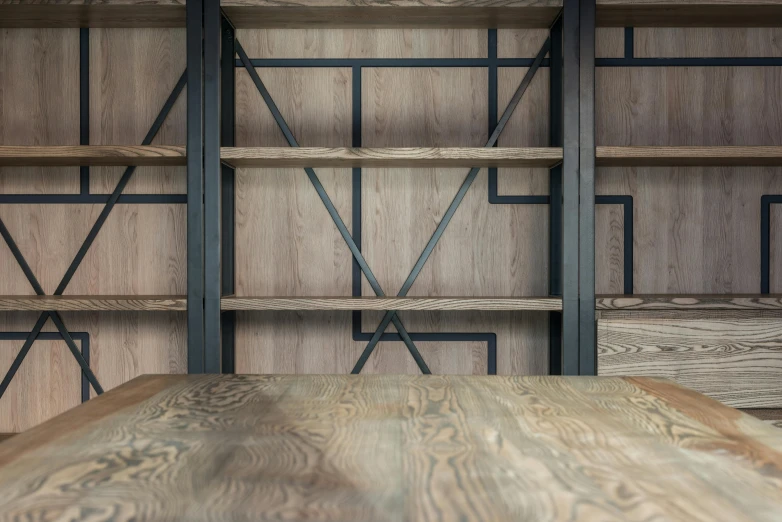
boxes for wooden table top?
[1,375,782,521]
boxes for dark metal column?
[221,14,236,374]
[187,0,205,373]
[549,14,563,376]
[579,0,597,375]
[562,0,580,375]
[204,0,222,373]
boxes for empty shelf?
[0,296,188,311]
[221,1,562,28]
[596,295,782,311]
[0,1,186,28]
[596,1,782,27]
[221,147,563,168]
[596,147,782,167]
[222,297,563,311]
[0,146,187,167]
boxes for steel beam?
[204,0,222,373]
[579,0,597,376]
[562,0,580,375]
[187,0,205,373]
[221,14,237,374]
[549,13,563,375]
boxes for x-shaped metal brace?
[0,70,187,400]
[235,34,551,374]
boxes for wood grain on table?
[1,374,782,521]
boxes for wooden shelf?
[0,146,186,167]
[596,1,782,27]
[0,296,187,312]
[222,297,563,311]
[221,1,562,28]
[0,1,186,28]
[220,147,563,169]
[596,146,782,167]
[596,295,782,311]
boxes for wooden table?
[1,375,782,521]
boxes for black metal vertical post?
[79,28,90,196]
[562,0,580,375]
[203,0,221,373]
[579,0,597,376]
[187,0,205,373]
[549,15,563,376]
[221,15,236,374]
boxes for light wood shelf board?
[596,146,782,167]
[596,295,782,311]
[0,146,186,167]
[221,147,563,168]
[222,297,563,311]
[221,1,562,28]
[0,296,187,311]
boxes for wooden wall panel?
[236,310,548,376]
[598,316,782,408]
[596,29,782,402]
[237,28,486,58]
[498,27,624,58]
[234,29,551,375]
[0,313,81,433]
[635,28,782,58]
[89,28,186,195]
[0,28,186,432]
[596,64,782,294]
[234,67,353,297]
[0,29,79,195]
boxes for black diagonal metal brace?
[0,70,187,400]
[352,37,552,374]
[235,40,430,374]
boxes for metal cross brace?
[0,70,187,400]
[352,37,552,373]
[235,40,431,374]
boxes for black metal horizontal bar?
[0,194,187,204]
[237,58,551,68]
[351,318,498,375]
[235,57,782,69]
[597,57,782,67]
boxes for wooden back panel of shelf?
[1,22,781,431]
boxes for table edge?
[0,374,189,468]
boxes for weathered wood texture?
[0,296,187,311]
[596,146,782,167]
[596,0,782,27]
[596,295,782,310]
[223,296,561,311]
[221,147,562,168]
[598,317,782,408]
[2,374,782,521]
[0,1,186,28]
[0,145,186,166]
[0,28,187,432]
[223,1,562,28]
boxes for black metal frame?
[0,52,187,400]
[2,7,776,404]
[762,195,782,295]
[211,7,647,378]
